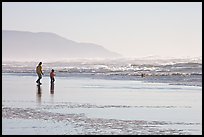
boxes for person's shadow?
[36,85,42,104]
[50,82,54,94]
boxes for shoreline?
[2,72,202,87]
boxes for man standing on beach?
[36,62,44,84]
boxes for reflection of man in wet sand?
[37,85,42,103]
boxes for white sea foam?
[2,58,202,87]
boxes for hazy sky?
[2,2,202,58]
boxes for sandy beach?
[2,73,202,135]
[3,2,202,135]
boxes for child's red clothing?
[50,72,55,78]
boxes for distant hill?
[2,30,122,61]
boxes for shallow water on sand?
[2,73,202,135]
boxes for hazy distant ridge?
[2,30,121,61]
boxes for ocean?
[2,58,202,87]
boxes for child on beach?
[50,69,56,83]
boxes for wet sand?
[2,73,202,135]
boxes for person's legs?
[36,78,39,83]
[50,77,55,83]
[36,74,42,83]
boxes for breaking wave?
[2,58,202,87]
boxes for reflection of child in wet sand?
[50,69,56,83]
